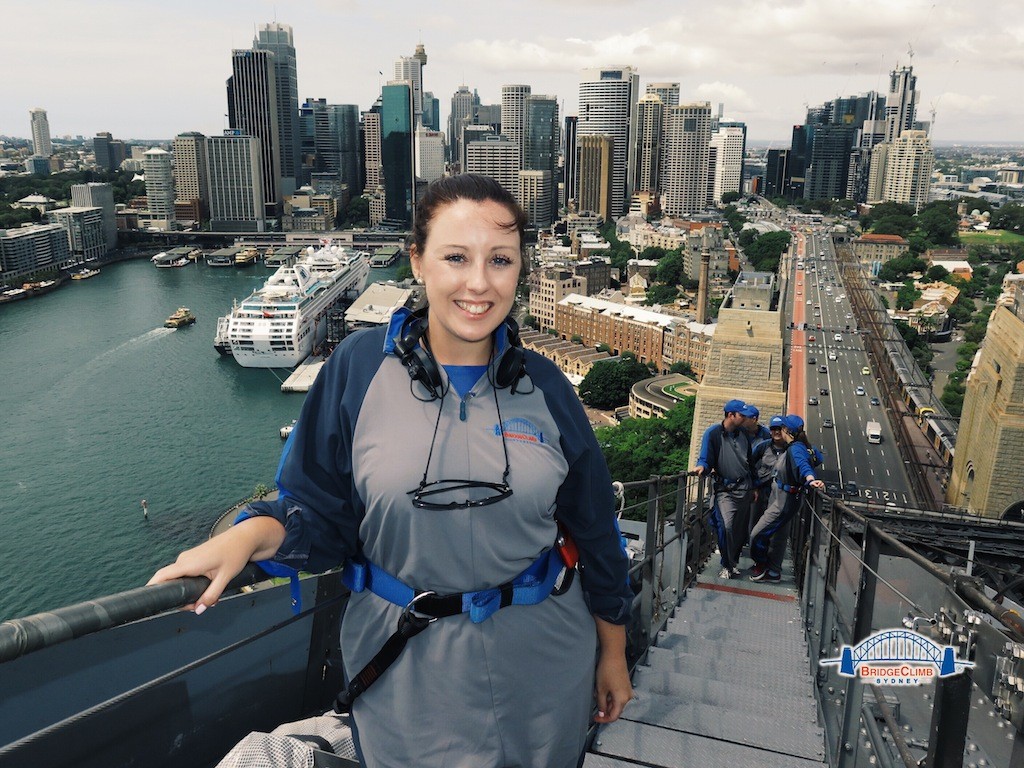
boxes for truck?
[866,420,882,444]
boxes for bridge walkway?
[585,551,828,768]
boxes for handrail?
[0,564,267,664]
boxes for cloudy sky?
[4,0,1022,145]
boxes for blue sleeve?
[696,424,716,471]
[751,438,768,461]
[530,353,632,625]
[790,443,816,481]
[243,328,384,574]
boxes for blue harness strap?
[776,479,803,494]
[234,511,303,614]
[342,547,564,624]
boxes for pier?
[280,355,326,392]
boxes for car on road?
[825,482,841,497]
[808,397,819,406]
[844,481,859,497]
[855,386,866,396]
[834,333,842,341]
[820,387,829,395]
[806,300,812,304]
[808,334,816,342]
[819,365,828,373]
[861,367,870,375]
[822,418,833,428]
[808,356,816,365]
[870,396,880,406]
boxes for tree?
[916,201,959,246]
[926,264,949,281]
[645,284,678,306]
[652,251,684,285]
[595,399,696,490]
[720,191,741,204]
[523,314,538,329]
[570,334,583,343]
[744,230,791,272]
[578,357,653,410]
[895,281,921,311]
[862,201,915,231]
[737,228,757,248]
[638,246,667,261]
[992,203,1024,233]
[669,361,694,376]
[872,215,916,238]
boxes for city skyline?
[3,0,1023,145]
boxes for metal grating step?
[650,633,810,670]
[641,649,814,697]
[622,688,826,761]
[632,665,817,722]
[591,720,827,768]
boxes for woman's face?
[410,198,522,365]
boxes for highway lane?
[786,227,914,505]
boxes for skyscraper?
[381,82,415,226]
[422,92,440,132]
[70,183,117,252]
[885,66,919,144]
[634,94,663,195]
[229,48,281,218]
[804,123,856,201]
[206,132,265,232]
[708,122,746,203]
[562,116,578,208]
[578,134,614,221]
[466,135,520,198]
[416,127,445,184]
[646,82,678,194]
[254,23,300,197]
[448,85,475,168]
[143,149,175,228]
[362,102,382,193]
[93,133,114,172]
[395,54,424,127]
[518,170,553,228]
[501,84,531,165]
[881,130,934,210]
[662,102,711,217]
[328,105,362,199]
[173,132,210,220]
[577,67,639,218]
[29,108,52,157]
[523,94,558,223]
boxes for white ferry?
[218,244,370,368]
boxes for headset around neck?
[393,310,527,400]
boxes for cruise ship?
[218,244,370,368]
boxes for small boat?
[71,268,101,280]
[213,314,233,356]
[280,420,297,439]
[164,307,196,328]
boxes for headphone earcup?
[495,346,525,389]
[394,315,443,397]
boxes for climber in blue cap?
[694,399,755,579]
[749,413,824,583]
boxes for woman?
[149,175,633,768]
[748,414,824,583]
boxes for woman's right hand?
[147,516,286,614]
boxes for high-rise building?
[328,105,362,199]
[562,116,578,208]
[448,85,475,168]
[299,97,325,185]
[577,134,614,221]
[422,91,440,132]
[634,94,663,195]
[708,122,746,204]
[662,102,712,217]
[228,48,281,218]
[93,132,115,172]
[804,123,856,200]
[173,132,210,221]
[461,124,495,174]
[362,102,382,193]
[881,130,934,210]
[415,127,445,184]
[885,66,919,144]
[29,108,52,157]
[518,170,553,228]
[143,148,175,228]
[764,150,790,199]
[395,54,424,127]
[577,67,640,218]
[501,84,531,165]
[465,135,520,198]
[71,183,117,251]
[254,22,300,197]
[523,95,558,223]
[646,82,678,192]
[381,82,415,226]
[205,132,265,232]
[51,207,106,263]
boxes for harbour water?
[0,255,400,621]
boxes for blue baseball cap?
[723,399,746,414]
[768,415,785,428]
[740,404,760,418]
[783,414,805,432]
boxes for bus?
[866,421,882,444]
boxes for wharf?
[281,355,326,392]
[586,551,826,767]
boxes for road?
[785,228,915,505]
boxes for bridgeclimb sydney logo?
[820,629,974,686]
